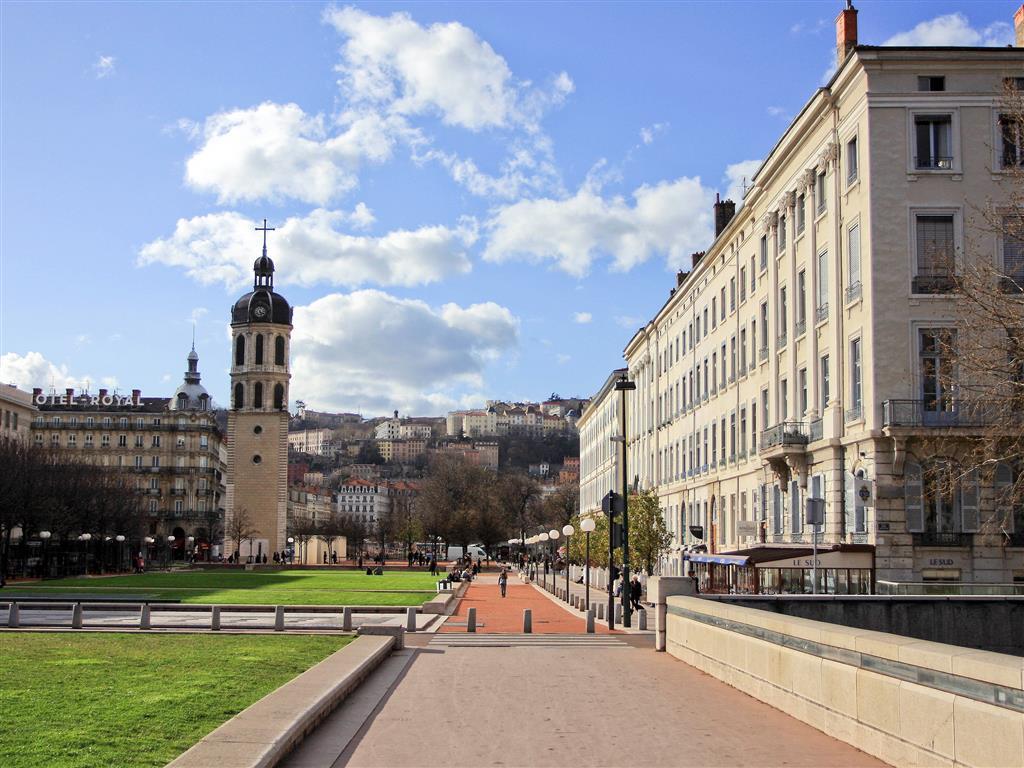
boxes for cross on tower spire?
[255,218,275,256]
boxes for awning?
[684,553,751,566]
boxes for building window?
[720,287,726,321]
[796,193,805,233]
[846,223,861,303]
[134,435,143,448]
[135,455,143,468]
[779,379,788,421]
[255,334,264,365]
[914,214,956,293]
[739,267,747,303]
[101,434,110,447]
[778,215,786,252]
[149,499,158,513]
[84,434,94,446]
[711,297,717,329]
[821,355,830,410]
[118,435,127,447]
[920,329,957,418]
[102,417,111,427]
[1000,114,1024,169]
[917,75,945,92]
[759,302,768,355]
[152,435,160,447]
[151,456,160,468]
[174,500,183,513]
[846,136,858,184]
[778,287,788,347]
[1001,214,1024,290]
[796,270,806,334]
[233,383,244,409]
[750,256,757,291]
[729,278,736,312]
[759,235,768,271]
[275,335,286,365]
[816,250,829,321]
[849,338,862,420]
[739,328,747,373]
[67,434,76,446]
[914,114,953,169]
[739,408,747,454]
[235,335,245,366]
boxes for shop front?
[685,545,875,595]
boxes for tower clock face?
[252,304,269,320]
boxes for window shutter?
[905,463,923,532]
[790,480,803,534]
[961,470,979,533]
[995,464,1014,531]
[772,485,782,534]
[844,471,855,533]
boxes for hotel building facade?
[618,10,1024,590]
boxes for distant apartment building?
[619,12,1024,590]
[578,369,627,519]
[431,440,500,470]
[0,384,35,441]
[337,478,420,527]
[374,412,439,441]
[287,427,334,456]
[558,456,580,486]
[378,437,428,463]
[446,401,579,438]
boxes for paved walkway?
[438,575,616,634]
[288,634,885,767]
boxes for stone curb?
[166,634,394,768]
[0,601,417,614]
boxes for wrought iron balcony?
[912,273,956,294]
[915,156,953,170]
[845,282,862,304]
[882,399,1006,428]
[913,531,969,547]
[816,304,829,323]
[776,334,787,350]
[845,404,863,422]
[795,320,806,337]
[809,418,823,442]
[760,421,809,449]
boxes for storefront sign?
[737,520,758,537]
[756,550,874,569]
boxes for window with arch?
[273,383,284,410]
[255,335,264,365]
[253,382,263,409]
[275,335,285,366]
[235,335,245,366]
[233,383,244,409]
[177,393,188,410]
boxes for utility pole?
[614,374,636,627]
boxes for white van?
[446,544,488,561]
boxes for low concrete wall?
[168,634,394,768]
[704,595,1024,656]
[665,595,1024,768]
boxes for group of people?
[226,551,284,565]
[615,574,645,612]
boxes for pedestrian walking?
[498,568,508,598]
[630,575,643,611]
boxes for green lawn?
[0,633,351,768]
[3,570,439,606]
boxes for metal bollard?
[211,605,221,631]
[140,603,151,630]
[597,603,605,620]
[638,608,647,631]
[274,605,285,632]
[523,608,532,633]
[72,602,83,629]
[406,606,417,632]
[467,606,477,633]
[7,602,19,628]
[586,607,595,634]
[343,607,353,631]
[614,603,623,624]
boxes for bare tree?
[226,507,257,560]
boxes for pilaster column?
[803,168,821,422]
[763,210,780,427]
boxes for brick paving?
[438,575,617,634]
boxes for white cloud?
[290,290,519,414]
[639,122,668,145]
[139,209,474,290]
[883,13,1012,47]
[1,352,93,391]
[556,353,571,365]
[184,103,396,205]
[573,312,592,324]
[766,106,788,118]
[324,6,571,132]
[723,159,761,207]
[94,55,116,79]
[483,177,714,277]
[614,315,642,329]
[189,307,209,324]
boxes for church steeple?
[253,218,276,289]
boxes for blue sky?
[1,1,1016,415]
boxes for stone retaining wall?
[665,594,1023,767]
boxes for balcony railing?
[915,156,953,170]
[845,282,862,304]
[759,346,768,362]
[760,421,809,449]
[913,531,970,547]
[776,334,787,350]
[845,404,863,422]
[912,273,956,294]
[816,304,829,323]
[882,399,1007,428]
[809,418,823,442]
[795,320,806,337]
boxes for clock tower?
[224,220,292,559]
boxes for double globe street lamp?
[562,524,574,601]
[580,517,596,608]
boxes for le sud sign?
[33,392,141,408]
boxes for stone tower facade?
[224,229,293,559]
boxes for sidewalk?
[523,568,650,631]
[438,574,616,634]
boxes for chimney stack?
[836,1,858,65]
[32,387,42,398]
[132,388,141,404]
[676,269,688,287]
[65,387,74,402]
[99,388,108,399]
[713,193,736,237]
[1016,5,1024,47]
[691,251,706,269]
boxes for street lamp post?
[538,532,550,588]
[186,536,195,564]
[81,533,92,576]
[39,531,51,579]
[614,374,637,627]
[287,537,295,565]
[548,529,559,593]
[115,535,125,572]
[167,535,175,567]
[562,524,574,601]
[580,518,595,608]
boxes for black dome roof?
[231,289,292,326]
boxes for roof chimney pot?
[836,1,858,66]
